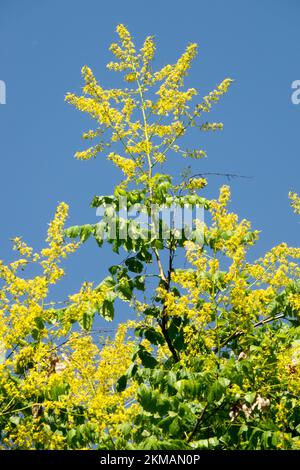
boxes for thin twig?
[218,313,285,350]
[190,172,253,181]
[187,402,209,442]
[153,248,167,282]
[157,236,179,363]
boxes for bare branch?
[190,172,253,181]
[153,247,167,282]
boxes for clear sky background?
[0,0,299,325]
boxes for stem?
[167,239,175,286]
[133,68,179,362]
[253,313,284,328]
[135,75,153,195]
[153,248,167,282]
[101,103,138,162]
[218,313,285,350]
[157,235,179,363]
[187,402,208,442]
[211,248,221,361]
[160,312,179,363]
[159,110,196,160]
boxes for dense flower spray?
[0,25,300,449]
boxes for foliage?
[1,25,300,449]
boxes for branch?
[190,172,252,181]
[253,313,284,328]
[218,313,285,350]
[153,247,167,282]
[187,402,208,442]
[159,314,179,363]
[155,238,179,363]
[167,240,175,285]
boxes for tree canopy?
[1,25,300,450]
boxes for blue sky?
[0,0,299,324]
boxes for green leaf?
[137,249,152,263]
[32,329,39,341]
[191,437,219,449]
[116,374,128,393]
[207,379,226,404]
[117,282,133,301]
[64,225,81,239]
[9,416,20,426]
[34,317,44,330]
[109,265,120,275]
[67,429,77,445]
[126,363,138,378]
[81,309,95,331]
[295,423,300,434]
[144,327,165,346]
[80,224,94,243]
[171,286,181,297]
[169,417,181,436]
[125,257,144,273]
[138,347,158,369]
[175,379,201,399]
[133,275,145,291]
[101,299,114,321]
[138,385,157,412]
[47,382,70,401]
[218,377,230,388]
[98,276,116,289]
[143,306,160,317]
[244,392,256,405]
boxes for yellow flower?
[289,191,300,214]
[108,152,136,177]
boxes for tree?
[1,24,300,450]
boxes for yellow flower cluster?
[75,145,103,161]
[140,36,155,80]
[186,177,207,191]
[154,43,198,116]
[0,322,137,449]
[197,78,233,113]
[277,342,300,395]
[289,191,300,214]
[0,201,141,448]
[108,152,137,177]
[156,286,190,318]
[255,243,300,287]
[201,122,223,132]
[166,183,300,369]
[12,237,34,258]
[62,282,110,329]
[107,24,138,73]
[66,24,233,194]
[288,293,300,313]
[0,203,79,349]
